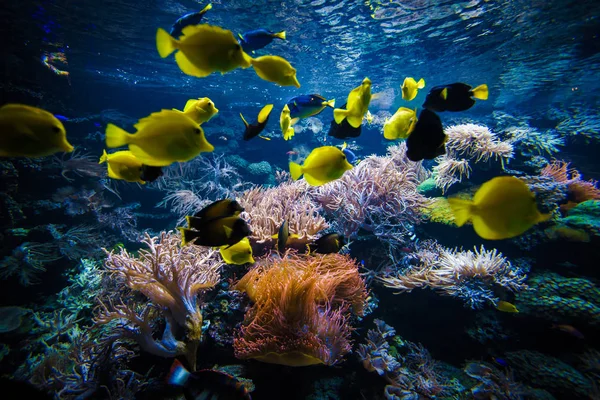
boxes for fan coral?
[238,179,328,255]
[315,143,428,242]
[432,124,513,194]
[95,231,222,369]
[378,245,527,309]
[233,253,367,366]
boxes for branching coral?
[238,179,328,254]
[432,124,513,194]
[378,245,527,309]
[233,253,367,366]
[95,231,222,368]
[540,160,600,211]
[314,143,428,242]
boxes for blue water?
[1,1,600,399]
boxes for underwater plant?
[233,252,367,366]
[94,231,222,369]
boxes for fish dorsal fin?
[239,113,249,128]
[258,104,274,123]
[238,32,244,40]
[341,142,347,151]
[181,24,207,38]
[183,99,198,112]
[134,109,181,131]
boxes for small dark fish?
[313,233,345,254]
[405,109,446,162]
[167,359,252,400]
[240,104,273,141]
[552,324,584,339]
[54,114,69,122]
[169,3,213,38]
[277,220,289,254]
[140,165,163,182]
[493,357,508,367]
[179,216,251,248]
[287,94,335,119]
[328,104,361,139]
[190,199,244,225]
[238,28,285,53]
[423,82,488,112]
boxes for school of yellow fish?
[0,5,553,270]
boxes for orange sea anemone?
[233,253,367,366]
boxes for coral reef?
[94,231,222,369]
[463,362,527,399]
[239,179,328,255]
[357,319,451,398]
[233,253,367,366]
[540,160,600,212]
[432,124,514,193]
[379,244,527,309]
[515,271,600,327]
[315,143,428,242]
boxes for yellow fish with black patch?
[383,107,417,140]
[250,55,300,88]
[289,146,353,186]
[401,77,425,101]
[0,104,73,158]
[280,104,298,141]
[448,176,551,240]
[496,301,518,313]
[156,24,252,77]
[219,237,255,265]
[174,97,219,124]
[105,109,214,167]
[99,150,145,183]
[333,78,373,128]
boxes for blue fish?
[238,28,286,53]
[54,114,69,122]
[169,3,212,38]
[287,94,335,120]
[341,143,357,164]
[493,357,508,367]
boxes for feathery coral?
[378,245,527,309]
[315,143,428,241]
[233,253,367,366]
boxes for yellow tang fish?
[333,77,372,129]
[99,149,145,183]
[383,107,417,140]
[280,104,298,141]
[219,237,255,265]
[401,77,425,101]
[496,301,519,313]
[156,24,252,77]
[289,146,353,186]
[174,97,219,124]
[250,55,300,88]
[105,109,214,167]
[448,176,551,240]
[0,104,73,158]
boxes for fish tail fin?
[471,84,488,100]
[201,3,213,13]
[447,198,474,227]
[239,113,249,128]
[258,135,271,141]
[323,99,335,108]
[105,124,132,148]
[284,127,295,141]
[289,162,303,180]
[99,149,108,164]
[290,117,299,126]
[333,108,348,124]
[167,359,191,386]
[178,227,198,246]
[273,30,286,40]
[417,78,425,89]
[156,28,177,58]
